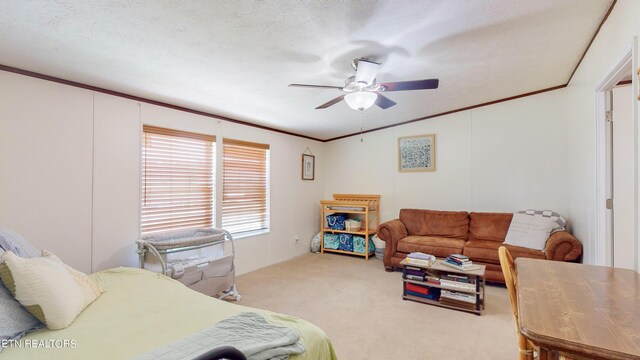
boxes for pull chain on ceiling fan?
[289,58,439,111]
[359,110,365,142]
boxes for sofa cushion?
[503,243,546,260]
[469,212,513,242]
[462,239,546,265]
[399,209,469,239]
[463,239,502,264]
[397,236,466,258]
[481,263,505,283]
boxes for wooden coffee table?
[400,258,486,315]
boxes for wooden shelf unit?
[401,259,486,315]
[320,194,380,260]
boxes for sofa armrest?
[544,231,582,261]
[377,219,408,270]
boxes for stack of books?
[405,282,440,301]
[403,266,425,281]
[439,274,476,292]
[443,254,477,270]
[439,289,477,310]
[424,270,441,285]
[401,252,436,268]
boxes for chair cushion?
[399,209,469,239]
[469,212,513,242]
[397,236,466,258]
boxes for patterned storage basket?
[344,219,361,231]
[353,236,376,254]
[323,234,340,250]
[338,234,354,252]
[326,214,346,230]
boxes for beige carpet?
[235,253,518,360]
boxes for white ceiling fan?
[289,58,439,111]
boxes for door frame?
[634,36,640,272]
[594,50,633,267]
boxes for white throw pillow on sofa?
[504,213,557,251]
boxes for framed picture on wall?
[398,134,436,172]
[302,154,315,180]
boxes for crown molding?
[0,64,324,143]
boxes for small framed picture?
[398,134,436,172]
[302,154,315,180]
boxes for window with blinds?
[141,125,215,235]
[222,138,270,235]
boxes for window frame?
[221,138,271,237]
[140,125,216,235]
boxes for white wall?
[0,71,324,275]
[566,0,640,265]
[324,89,569,222]
[92,93,141,271]
[0,72,94,272]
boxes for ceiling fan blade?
[315,95,346,109]
[375,93,397,109]
[378,79,439,92]
[355,59,381,85]
[289,84,344,90]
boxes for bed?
[2,267,337,360]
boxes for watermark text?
[1,339,77,349]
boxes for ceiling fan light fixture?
[345,91,377,111]
[354,59,381,86]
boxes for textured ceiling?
[0,0,613,140]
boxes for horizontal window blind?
[141,125,215,235]
[222,138,270,235]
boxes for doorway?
[595,50,637,270]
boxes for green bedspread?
[1,267,337,360]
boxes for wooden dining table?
[516,258,640,360]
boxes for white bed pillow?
[0,229,40,258]
[0,278,43,352]
[41,250,104,303]
[0,251,103,330]
[504,213,557,251]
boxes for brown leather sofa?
[377,209,582,282]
